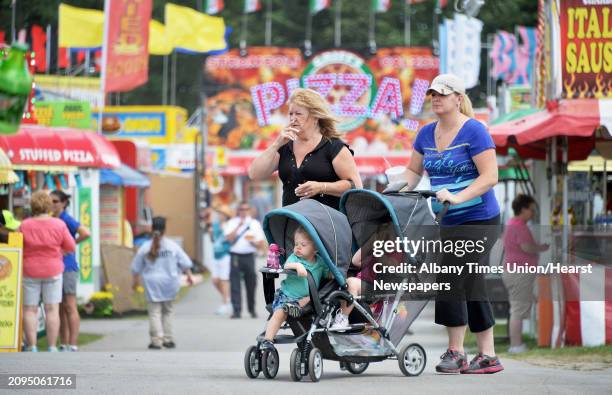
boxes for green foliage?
[0,0,538,113]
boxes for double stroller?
[244,188,437,382]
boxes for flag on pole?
[310,0,331,14]
[373,0,392,12]
[244,0,262,13]
[165,3,227,53]
[204,0,224,15]
[149,20,173,55]
[437,0,448,8]
[58,3,104,48]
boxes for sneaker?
[58,344,68,352]
[214,305,227,315]
[48,346,58,352]
[230,313,241,319]
[507,344,528,354]
[69,345,79,352]
[162,341,176,349]
[435,349,468,373]
[461,353,504,374]
[259,339,275,351]
[331,311,350,330]
[282,302,302,318]
[23,345,38,352]
[250,311,258,319]
[148,343,162,350]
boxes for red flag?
[30,25,47,73]
[103,0,152,92]
[0,31,5,45]
[58,47,70,69]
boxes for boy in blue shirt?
[260,226,329,351]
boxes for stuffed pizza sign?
[204,47,438,154]
[559,0,612,98]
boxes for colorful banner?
[78,187,93,284]
[373,0,392,13]
[0,234,23,352]
[35,75,103,109]
[100,186,123,245]
[92,106,189,145]
[34,101,92,129]
[204,47,439,154]
[103,0,152,92]
[559,0,612,99]
[244,0,262,13]
[310,0,331,14]
[507,85,533,112]
[440,14,483,89]
[204,0,225,14]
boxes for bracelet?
[320,182,327,197]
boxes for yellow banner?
[165,3,226,53]
[149,20,173,56]
[0,233,23,352]
[58,3,105,48]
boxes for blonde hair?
[288,88,342,140]
[30,190,52,216]
[458,93,475,118]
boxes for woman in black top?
[249,88,362,209]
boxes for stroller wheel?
[262,348,279,379]
[244,345,261,379]
[308,348,323,382]
[398,343,426,377]
[289,348,303,382]
[346,362,369,375]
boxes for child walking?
[131,217,194,349]
[260,226,329,351]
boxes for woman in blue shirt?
[51,190,90,352]
[402,74,503,374]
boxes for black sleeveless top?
[277,138,352,210]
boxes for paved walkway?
[2,274,611,394]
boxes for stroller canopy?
[339,189,435,246]
[263,199,352,286]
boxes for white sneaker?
[507,344,528,353]
[69,345,79,352]
[331,311,350,330]
[214,305,227,315]
[59,344,68,352]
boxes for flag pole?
[240,7,248,55]
[305,6,312,56]
[334,0,342,48]
[98,0,111,134]
[404,1,411,47]
[265,0,272,46]
[368,1,376,54]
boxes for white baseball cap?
[427,74,466,95]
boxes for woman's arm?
[403,151,424,191]
[436,149,498,205]
[75,225,90,244]
[248,127,300,180]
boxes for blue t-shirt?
[413,119,500,225]
[60,211,80,272]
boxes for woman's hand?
[295,181,323,199]
[274,126,300,147]
[436,188,462,205]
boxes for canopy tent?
[0,125,120,169]
[489,99,605,161]
[100,164,150,188]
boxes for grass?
[463,323,612,370]
[35,332,104,351]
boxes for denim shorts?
[271,289,299,312]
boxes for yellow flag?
[164,3,226,53]
[149,20,173,55]
[58,3,104,48]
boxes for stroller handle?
[381,188,451,224]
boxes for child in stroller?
[260,226,330,351]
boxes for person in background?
[224,201,265,319]
[132,217,195,349]
[20,191,76,352]
[209,205,233,316]
[249,184,272,225]
[502,194,549,353]
[50,190,91,352]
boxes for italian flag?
[373,0,391,13]
[204,0,224,15]
[310,0,331,14]
[244,0,261,13]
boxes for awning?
[488,99,609,161]
[0,125,121,168]
[100,164,150,188]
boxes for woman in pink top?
[502,194,549,353]
[20,191,76,352]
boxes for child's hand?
[296,266,308,277]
